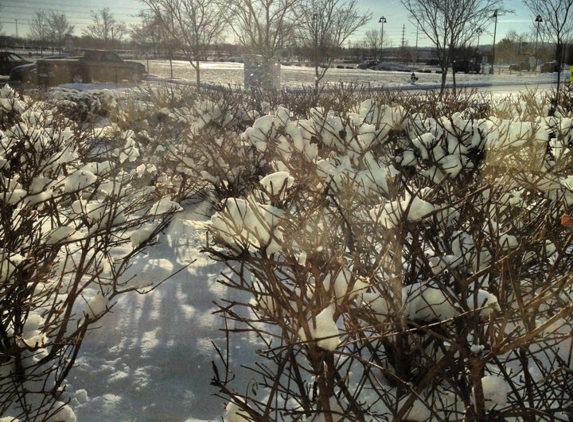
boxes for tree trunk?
[440,69,448,97]
[195,58,201,90]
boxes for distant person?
[410,72,419,84]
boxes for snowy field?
[2,61,570,422]
[2,54,566,90]
[144,59,565,91]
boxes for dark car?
[9,62,36,85]
[452,60,481,74]
[0,52,32,76]
[509,61,531,72]
[540,60,562,73]
[37,50,146,86]
[374,62,413,72]
[357,60,378,69]
[10,54,71,86]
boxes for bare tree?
[524,0,573,111]
[221,0,306,90]
[402,0,506,94]
[294,0,370,90]
[131,10,165,55]
[46,11,74,51]
[140,0,227,88]
[224,0,299,65]
[29,11,49,52]
[363,28,381,60]
[496,30,532,67]
[83,8,127,49]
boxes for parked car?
[374,62,413,72]
[9,62,36,85]
[509,61,531,71]
[452,60,481,74]
[357,60,378,69]
[9,54,71,87]
[36,49,146,86]
[0,51,32,76]
[540,60,562,73]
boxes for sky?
[0,0,541,48]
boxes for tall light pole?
[535,14,543,70]
[490,10,498,74]
[379,16,387,61]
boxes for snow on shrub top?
[298,303,341,351]
[210,196,285,255]
[0,85,25,115]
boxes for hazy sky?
[1,0,542,48]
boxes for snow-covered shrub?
[0,88,179,421]
[143,91,266,203]
[116,87,415,206]
[47,88,117,124]
[208,90,573,421]
[0,85,25,130]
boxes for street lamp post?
[535,14,543,70]
[490,10,498,74]
[379,16,387,61]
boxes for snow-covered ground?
[69,202,232,422]
[142,59,566,91]
[43,58,565,92]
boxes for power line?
[0,0,147,37]
[0,1,146,24]
[2,0,144,15]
